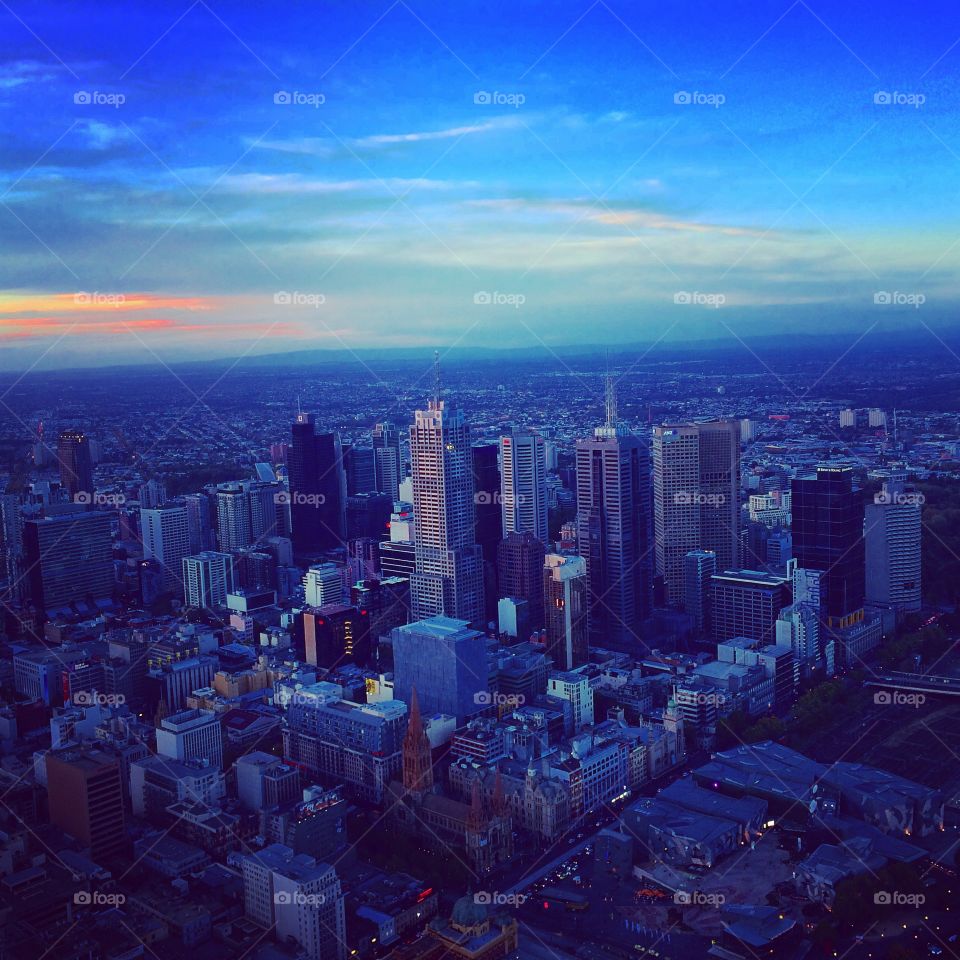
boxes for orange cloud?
[0,292,218,315]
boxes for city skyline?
[3,0,960,370]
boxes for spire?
[468,777,486,829]
[433,350,441,406]
[492,769,507,815]
[402,685,434,794]
[605,374,617,428]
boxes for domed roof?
[451,894,488,927]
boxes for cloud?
[213,173,471,195]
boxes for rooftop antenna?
[605,374,617,428]
[296,394,302,415]
[433,350,441,406]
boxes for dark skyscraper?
[497,531,546,630]
[472,443,501,623]
[57,430,93,501]
[289,413,346,557]
[575,381,653,648]
[346,492,392,542]
[792,465,865,626]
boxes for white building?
[141,505,190,595]
[156,707,223,769]
[241,843,346,960]
[182,551,235,608]
[303,562,343,607]
[548,670,595,731]
[500,430,548,540]
[865,476,921,613]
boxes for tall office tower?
[543,553,589,669]
[472,443,501,623]
[408,366,485,624]
[46,745,126,862]
[683,549,717,635]
[57,430,93,501]
[303,562,343,607]
[344,444,376,495]
[865,475,922,614]
[391,616,487,723]
[710,569,791,645]
[500,430,548,540]
[300,603,372,668]
[241,843,346,960]
[23,512,113,612]
[652,420,740,607]
[141,505,190,595]
[289,412,347,556]
[792,465,865,628]
[740,418,756,443]
[183,492,215,552]
[249,482,283,540]
[346,536,380,582]
[217,485,253,552]
[182,551,236,608]
[345,492,392,541]
[574,380,653,647]
[373,421,403,499]
[380,539,416,579]
[497,531,546,629]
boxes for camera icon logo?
[273,91,291,105]
[674,91,691,105]
[873,690,892,705]
[74,491,92,505]
[74,91,91,104]
[874,91,891,105]
[474,91,491,104]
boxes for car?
[928,946,943,956]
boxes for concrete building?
[710,569,791,646]
[141,505,190,595]
[499,430,548,540]
[865,475,922,614]
[156,707,224,769]
[543,553,589,669]
[182,551,235,608]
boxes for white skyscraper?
[408,358,484,625]
[303,562,343,607]
[182,551,235,608]
[141,505,190,595]
[865,475,922,613]
[500,430,548,540]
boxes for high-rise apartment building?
[652,420,740,607]
[500,430,548,540]
[216,484,253,552]
[408,371,485,624]
[684,549,717,634]
[497,531,546,629]
[141,505,190,595]
[303,562,343,607]
[865,475,922,613]
[372,421,403,500]
[182,551,235,608]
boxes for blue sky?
[1,0,959,369]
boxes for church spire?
[402,686,434,794]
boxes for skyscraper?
[408,361,485,624]
[683,549,716,635]
[543,553,589,669]
[141,505,190,596]
[574,380,653,647]
[864,475,922,614]
[497,531,546,629]
[57,430,93,502]
[792,465,864,627]
[182,551,236,608]
[216,484,253,552]
[472,443,501,623]
[372,420,403,500]
[652,420,740,607]
[24,512,113,612]
[500,430,548,540]
[289,412,347,557]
